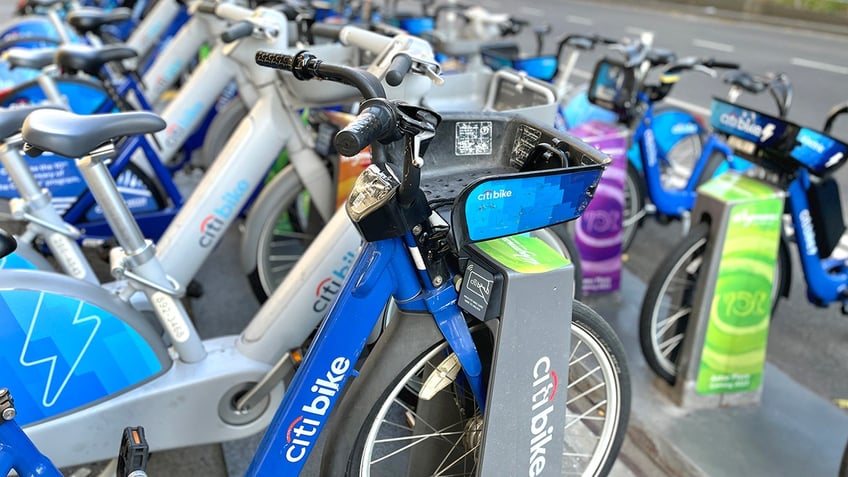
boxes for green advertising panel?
[696,195,783,395]
[476,235,570,274]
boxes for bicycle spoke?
[568,364,601,389]
[565,400,607,429]
[567,381,605,405]
[659,333,684,356]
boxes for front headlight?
[346,164,399,222]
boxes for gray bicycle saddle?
[0,104,65,140]
[22,110,165,158]
[66,7,132,34]
[23,0,63,7]
[3,47,56,71]
[56,44,137,76]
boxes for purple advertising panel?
[570,121,628,294]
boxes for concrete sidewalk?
[582,269,848,477]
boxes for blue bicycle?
[246,49,630,477]
[0,49,631,477]
[639,97,848,384]
[584,49,797,253]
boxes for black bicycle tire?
[246,167,318,302]
[639,222,710,384]
[622,161,646,252]
[639,222,786,384]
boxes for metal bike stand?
[457,236,574,476]
[666,172,785,409]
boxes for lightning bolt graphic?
[19,293,101,408]
[761,123,776,142]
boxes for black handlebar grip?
[255,51,295,70]
[221,21,254,43]
[707,60,740,70]
[385,54,412,87]
[335,104,394,157]
[196,1,217,14]
[310,22,345,40]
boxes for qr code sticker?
[455,121,493,156]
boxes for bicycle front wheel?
[621,161,645,252]
[332,301,630,477]
[243,165,325,302]
[639,223,786,384]
[638,222,709,384]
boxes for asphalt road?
[463,0,848,406]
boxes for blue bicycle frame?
[786,168,848,305]
[0,408,61,477]
[246,233,484,475]
[633,91,736,218]
[0,50,239,243]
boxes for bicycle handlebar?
[723,71,793,118]
[335,99,397,156]
[385,53,413,87]
[195,1,216,14]
[221,21,254,43]
[255,50,386,100]
[309,21,344,40]
[824,101,848,134]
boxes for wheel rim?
[360,324,621,477]
[361,343,481,476]
[256,190,321,294]
[621,169,642,247]
[649,236,707,377]
[564,320,621,476]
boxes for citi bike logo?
[477,189,513,201]
[718,110,775,141]
[313,251,356,313]
[199,180,250,248]
[284,357,350,463]
[529,356,559,477]
[798,209,819,256]
[164,101,204,148]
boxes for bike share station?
[581,97,848,476]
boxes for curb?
[588,0,848,37]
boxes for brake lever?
[692,64,717,78]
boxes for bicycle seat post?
[73,142,206,363]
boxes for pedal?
[117,426,149,477]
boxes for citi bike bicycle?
[638,97,848,384]
[0,2,346,276]
[583,47,794,252]
[0,51,631,476]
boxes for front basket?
[418,113,609,248]
[710,98,848,177]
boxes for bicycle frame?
[0,6,295,250]
[786,168,848,305]
[633,93,735,219]
[246,234,482,475]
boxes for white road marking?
[518,6,544,17]
[790,57,848,75]
[566,15,594,26]
[625,26,653,35]
[692,38,735,53]
[662,97,712,117]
